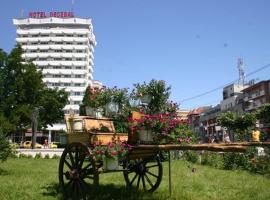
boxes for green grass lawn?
[0,158,270,200]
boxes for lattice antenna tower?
[237,58,245,85]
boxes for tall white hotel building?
[13,11,97,115]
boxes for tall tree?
[0,45,68,135]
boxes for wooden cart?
[59,115,270,199]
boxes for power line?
[179,63,270,103]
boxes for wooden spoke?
[130,173,138,185]
[146,164,159,169]
[136,175,141,190]
[146,171,158,178]
[68,151,75,167]
[145,174,154,187]
[64,159,73,170]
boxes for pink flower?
[178,137,183,143]
[186,137,190,143]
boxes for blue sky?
[1,0,270,109]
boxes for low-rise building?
[242,80,270,112]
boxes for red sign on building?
[28,11,74,18]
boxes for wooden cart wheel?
[123,155,163,192]
[59,142,98,199]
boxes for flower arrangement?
[92,141,131,161]
[82,85,130,117]
[128,113,195,144]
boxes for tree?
[217,111,256,141]
[0,45,68,136]
[256,103,270,124]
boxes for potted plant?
[105,87,129,116]
[131,79,171,114]
[82,86,111,118]
[92,141,130,170]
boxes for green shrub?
[182,150,198,163]
[0,129,12,162]
[246,147,270,175]
[201,152,223,169]
[35,153,42,159]
[19,153,28,158]
[51,154,60,159]
[27,154,33,159]
[222,152,249,170]
[44,154,50,159]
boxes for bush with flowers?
[81,86,110,111]
[129,113,195,144]
[92,141,131,161]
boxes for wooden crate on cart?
[65,115,128,145]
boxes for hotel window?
[55,42,63,45]
[66,42,72,45]
[66,50,72,53]
[76,66,82,69]
[40,50,47,53]
[65,58,72,61]
[55,50,62,53]
[56,34,64,37]
[53,66,62,69]
[75,75,82,78]
[53,75,61,78]
[40,42,48,45]
[54,58,62,61]
[74,83,81,87]
[65,66,72,69]
[64,75,71,78]
[74,92,81,96]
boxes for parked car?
[23,141,43,149]
[50,142,60,148]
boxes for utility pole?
[31,107,39,149]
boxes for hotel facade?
[13,12,96,115]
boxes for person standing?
[223,129,230,143]
[252,127,260,142]
[44,139,49,148]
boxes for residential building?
[187,107,210,139]
[176,109,190,121]
[242,80,270,112]
[199,105,221,143]
[220,83,247,113]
